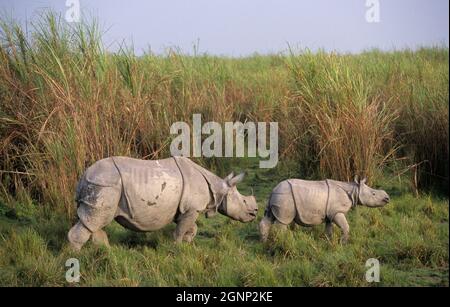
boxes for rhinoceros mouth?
[247,211,258,220]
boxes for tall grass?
[0,12,448,217]
[284,50,399,181]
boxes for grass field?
[0,12,448,286]
[0,163,448,286]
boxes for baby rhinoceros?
[259,177,390,243]
[68,156,258,250]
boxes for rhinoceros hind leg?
[183,223,198,243]
[259,216,273,242]
[174,210,199,243]
[92,229,110,247]
[68,221,92,251]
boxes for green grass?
[0,13,448,216]
[0,165,448,287]
[0,11,448,286]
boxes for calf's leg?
[333,213,350,244]
[259,215,273,242]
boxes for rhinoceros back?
[112,156,184,231]
[82,157,121,187]
[287,179,328,225]
[269,179,328,226]
[76,156,215,232]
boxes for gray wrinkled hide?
[269,179,354,225]
[260,177,389,243]
[70,156,258,250]
[76,156,227,233]
[174,157,228,216]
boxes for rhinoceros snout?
[383,196,390,203]
[249,209,258,218]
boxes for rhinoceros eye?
[372,192,376,196]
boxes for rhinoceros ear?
[223,172,234,182]
[361,177,367,184]
[354,175,359,184]
[227,172,246,187]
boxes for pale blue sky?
[1,0,448,56]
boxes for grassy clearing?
[0,167,448,286]
[0,12,448,286]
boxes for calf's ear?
[354,175,359,184]
[361,177,367,184]
[227,172,246,187]
[223,172,234,182]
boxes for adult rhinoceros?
[68,156,258,250]
[259,177,390,243]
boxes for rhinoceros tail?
[74,175,86,208]
[263,194,274,219]
[259,196,275,242]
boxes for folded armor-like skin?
[76,156,228,232]
[269,179,354,226]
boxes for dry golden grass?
[0,13,448,217]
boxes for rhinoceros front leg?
[183,223,198,243]
[174,210,199,243]
[333,213,349,244]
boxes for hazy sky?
[1,0,448,56]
